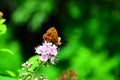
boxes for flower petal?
[40,55,48,62]
[50,57,55,64]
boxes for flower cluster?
[19,61,33,80]
[35,41,58,64]
[19,61,48,80]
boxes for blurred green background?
[0,0,120,80]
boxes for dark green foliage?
[0,0,120,80]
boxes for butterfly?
[43,27,62,45]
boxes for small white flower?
[25,61,28,64]
[19,74,22,77]
[30,62,33,65]
[27,76,31,79]
[28,68,31,72]
[22,63,25,67]
[22,68,25,70]
[22,73,27,76]
[34,78,38,80]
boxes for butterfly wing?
[43,27,61,45]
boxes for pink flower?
[35,41,58,64]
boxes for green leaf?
[0,49,14,55]
[6,70,16,77]
[28,55,40,62]
[0,24,7,35]
[0,75,17,80]
[0,41,23,77]
[0,19,6,24]
[27,55,40,70]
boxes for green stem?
[31,61,43,80]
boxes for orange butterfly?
[43,27,62,45]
